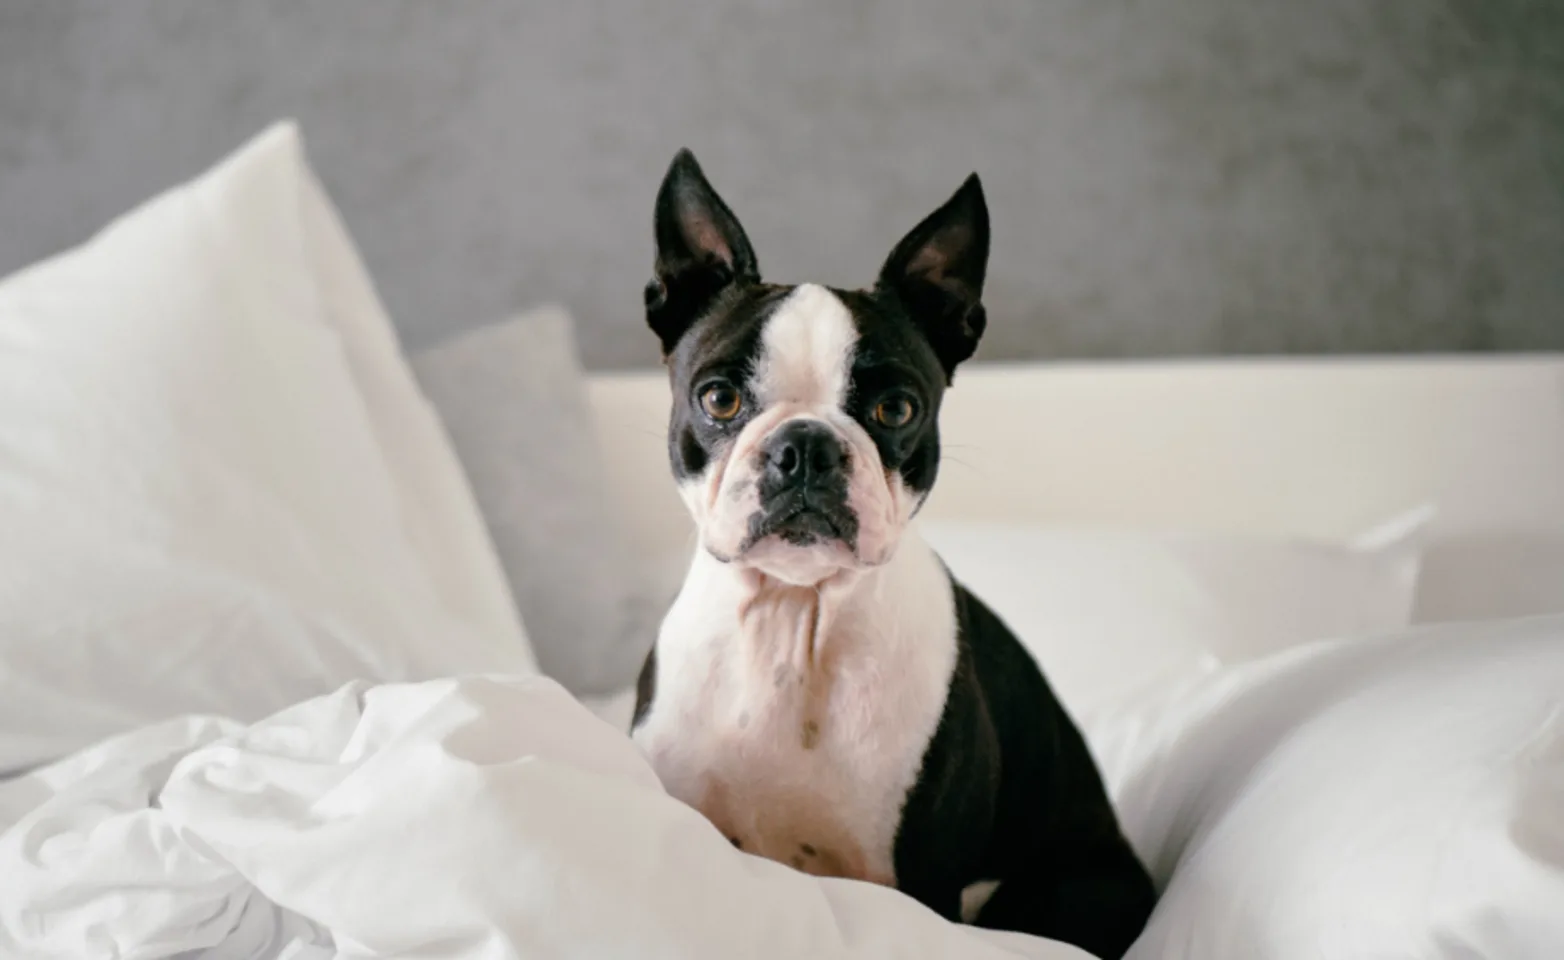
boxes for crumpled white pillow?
[0,122,534,773]
[919,508,1428,724]
[1090,614,1564,960]
[413,308,653,696]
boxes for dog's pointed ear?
[644,149,760,355]
[876,174,990,381]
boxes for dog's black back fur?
[894,574,1156,957]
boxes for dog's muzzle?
[745,420,859,550]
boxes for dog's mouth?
[744,491,858,551]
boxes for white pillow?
[1093,615,1564,959]
[0,122,534,773]
[290,129,531,664]
[919,511,1427,723]
[413,308,651,697]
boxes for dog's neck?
[730,567,861,674]
[663,527,944,674]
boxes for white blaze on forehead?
[751,284,858,409]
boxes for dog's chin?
[736,501,859,584]
[710,510,912,587]
[738,535,859,586]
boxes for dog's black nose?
[763,420,845,488]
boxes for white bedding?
[0,675,1082,960]
[0,123,536,776]
[6,615,1562,960]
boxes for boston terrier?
[629,150,1155,958]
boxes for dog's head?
[645,150,989,586]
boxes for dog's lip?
[750,493,853,543]
[768,508,845,541]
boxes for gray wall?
[2,1,1560,369]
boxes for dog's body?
[630,152,1154,958]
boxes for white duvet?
[7,617,1564,960]
[0,674,1082,960]
[7,614,1564,960]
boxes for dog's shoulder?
[891,565,1076,898]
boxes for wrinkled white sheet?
[0,675,1084,960]
[10,619,1564,960]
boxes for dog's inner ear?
[646,149,759,355]
[875,174,990,381]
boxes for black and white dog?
[630,151,1155,958]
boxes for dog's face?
[645,151,989,586]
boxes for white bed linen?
[5,617,1563,959]
[1102,614,1564,959]
[0,676,1084,960]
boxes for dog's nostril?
[810,442,843,475]
[774,443,801,476]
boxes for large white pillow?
[0,122,534,773]
[287,127,531,665]
[920,512,1426,723]
[1094,615,1564,959]
[413,308,652,697]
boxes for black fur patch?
[892,573,1156,958]
[631,642,656,730]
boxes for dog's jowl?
[630,150,1156,958]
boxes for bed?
[1,123,1560,960]
[587,357,1564,621]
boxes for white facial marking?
[751,283,858,410]
[680,282,917,581]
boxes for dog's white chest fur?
[632,532,957,885]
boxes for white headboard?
[587,356,1564,621]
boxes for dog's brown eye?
[700,383,743,421]
[873,396,917,428]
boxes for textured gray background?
[1,1,1560,369]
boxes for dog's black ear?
[645,149,759,355]
[876,174,990,381]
